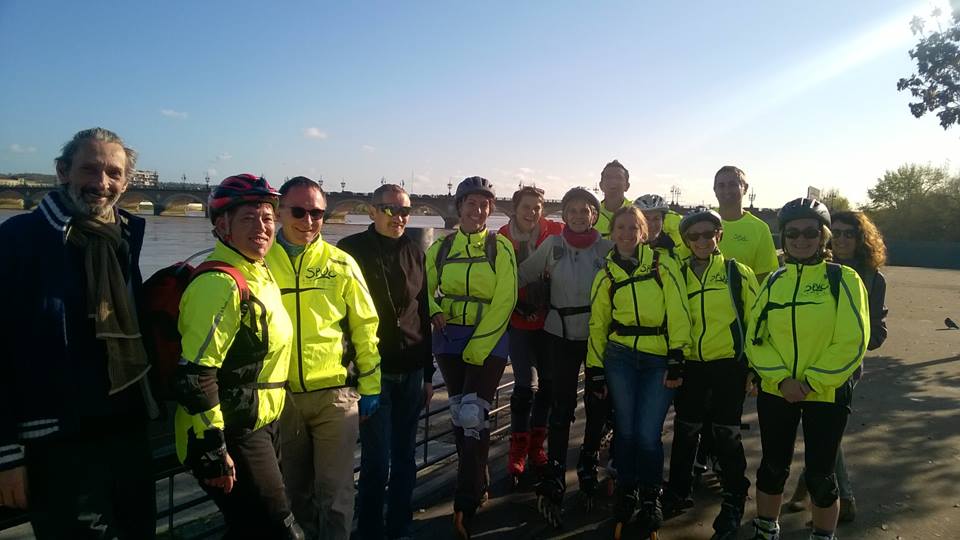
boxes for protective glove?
[359,394,381,417]
[188,428,231,480]
[666,349,685,382]
[585,366,606,397]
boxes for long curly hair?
[832,211,887,271]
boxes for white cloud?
[361,145,376,153]
[303,127,328,139]
[216,152,233,161]
[9,144,36,154]
[160,109,188,119]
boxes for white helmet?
[633,194,669,213]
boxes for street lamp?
[341,179,346,192]
[380,176,386,185]
[205,173,210,189]
[447,179,453,196]
[749,188,757,209]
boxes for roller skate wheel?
[613,522,624,540]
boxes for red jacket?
[498,218,564,330]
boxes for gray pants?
[281,388,360,540]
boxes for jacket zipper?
[696,257,711,361]
[630,249,644,351]
[294,253,307,392]
[790,264,803,379]
[462,233,473,324]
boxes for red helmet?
[208,174,280,223]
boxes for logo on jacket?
[305,267,338,280]
[803,282,829,295]
[709,272,728,285]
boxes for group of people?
[0,127,888,540]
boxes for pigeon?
[947,317,959,330]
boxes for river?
[0,209,511,278]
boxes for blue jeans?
[603,343,675,488]
[357,369,425,539]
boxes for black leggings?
[667,359,749,500]
[436,353,510,514]
[755,391,849,508]
[546,335,609,474]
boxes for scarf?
[562,227,599,249]
[508,220,540,263]
[66,202,150,395]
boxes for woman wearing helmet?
[634,194,689,261]
[498,186,563,488]
[425,176,518,538]
[514,187,612,525]
[785,210,889,523]
[587,206,692,539]
[175,174,303,538]
[661,207,758,540]
[747,198,869,540]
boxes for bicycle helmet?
[454,176,496,209]
[633,194,669,213]
[208,174,280,224]
[679,206,722,236]
[777,197,831,229]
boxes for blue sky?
[1,0,956,208]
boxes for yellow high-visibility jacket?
[596,197,633,237]
[265,235,381,396]
[426,228,517,365]
[587,245,692,368]
[175,241,292,462]
[662,210,691,261]
[747,261,869,403]
[682,253,758,362]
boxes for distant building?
[130,169,159,188]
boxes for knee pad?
[449,394,463,428]
[510,386,534,406]
[805,471,839,508]
[756,460,790,495]
[459,393,490,439]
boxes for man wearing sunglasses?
[337,184,434,540]
[266,176,382,540]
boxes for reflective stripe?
[0,444,24,466]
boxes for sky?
[0,0,957,209]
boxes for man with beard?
[0,128,157,538]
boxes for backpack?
[435,230,499,277]
[141,250,251,400]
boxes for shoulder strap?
[192,261,250,302]
[434,232,457,279]
[825,262,843,304]
[651,250,663,288]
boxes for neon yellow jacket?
[746,261,869,403]
[587,245,692,368]
[426,228,517,365]
[683,253,758,362]
[662,210,691,260]
[596,197,632,237]
[175,241,292,462]
[265,234,381,396]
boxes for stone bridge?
[0,185,563,227]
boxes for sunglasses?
[685,230,718,242]
[376,204,411,217]
[783,227,820,240]
[288,206,326,220]
[831,228,858,239]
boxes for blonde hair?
[611,206,649,243]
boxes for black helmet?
[679,206,722,236]
[454,176,496,208]
[561,187,601,218]
[778,198,831,229]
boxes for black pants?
[26,425,156,540]
[755,391,849,508]
[546,335,609,474]
[436,354,509,514]
[201,420,297,539]
[667,359,749,500]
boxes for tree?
[897,4,960,130]
[820,188,850,213]
[866,164,950,210]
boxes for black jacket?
[338,225,434,382]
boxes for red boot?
[529,427,548,471]
[508,432,530,487]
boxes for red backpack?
[141,250,250,400]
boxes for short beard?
[64,184,120,219]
